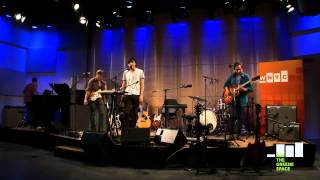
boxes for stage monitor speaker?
[1,106,26,128]
[298,0,320,16]
[279,123,300,141]
[266,105,296,135]
[121,128,150,143]
[155,128,187,147]
[82,132,113,166]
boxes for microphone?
[228,64,233,68]
[202,75,218,82]
[180,84,192,88]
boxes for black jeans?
[89,100,107,132]
[123,95,140,128]
[230,100,248,134]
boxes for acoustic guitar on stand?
[136,103,151,128]
[223,75,260,105]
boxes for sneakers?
[240,127,248,135]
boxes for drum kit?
[187,96,231,136]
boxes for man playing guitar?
[84,69,107,132]
[223,62,253,135]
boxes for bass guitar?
[223,75,260,105]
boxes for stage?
[0,127,316,170]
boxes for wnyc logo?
[260,70,288,83]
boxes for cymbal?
[188,96,206,102]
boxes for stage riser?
[0,128,316,168]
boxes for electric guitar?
[136,104,151,128]
[223,75,260,105]
[89,89,116,101]
[152,107,162,129]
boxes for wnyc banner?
[258,60,304,137]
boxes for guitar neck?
[238,80,251,89]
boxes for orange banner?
[258,60,304,138]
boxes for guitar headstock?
[252,75,260,81]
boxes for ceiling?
[0,0,293,26]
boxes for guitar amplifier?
[279,123,300,141]
[266,105,297,135]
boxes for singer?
[121,57,145,128]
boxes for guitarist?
[223,62,253,136]
[84,69,107,132]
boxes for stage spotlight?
[73,3,80,12]
[14,13,22,20]
[79,16,88,25]
[111,10,124,27]
[288,6,295,13]
[285,0,295,13]
[237,0,255,16]
[223,0,234,15]
[95,20,101,28]
[137,9,154,26]
[126,0,133,9]
[172,6,189,22]
[21,16,26,23]
[32,25,38,29]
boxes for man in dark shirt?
[23,77,38,126]
[84,69,107,132]
[224,62,253,135]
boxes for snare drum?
[199,110,217,133]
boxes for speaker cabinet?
[279,123,300,141]
[1,106,26,128]
[266,105,296,135]
[298,0,320,16]
[155,128,187,147]
[82,132,113,165]
[121,128,150,143]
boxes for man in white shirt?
[121,57,145,128]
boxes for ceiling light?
[73,3,80,11]
[288,6,295,13]
[21,16,26,23]
[14,13,22,20]
[126,0,133,9]
[79,16,88,25]
[96,20,101,28]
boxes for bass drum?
[199,110,217,133]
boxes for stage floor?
[0,127,317,169]
[0,140,319,180]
